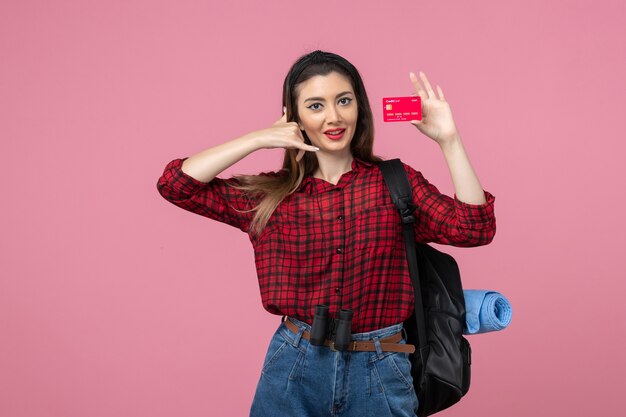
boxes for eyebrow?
[303,91,354,103]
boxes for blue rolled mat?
[463,290,512,335]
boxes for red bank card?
[382,96,422,122]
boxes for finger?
[294,127,318,151]
[419,72,436,99]
[409,72,427,99]
[295,144,319,162]
[436,85,445,101]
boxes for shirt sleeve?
[156,157,258,233]
[403,162,496,247]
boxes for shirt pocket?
[353,203,403,252]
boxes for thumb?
[276,109,287,124]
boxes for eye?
[306,97,353,111]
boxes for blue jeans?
[250,317,419,417]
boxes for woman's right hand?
[252,107,319,162]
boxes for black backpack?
[375,159,471,416]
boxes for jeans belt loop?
[292,324,304,348]
[373,335,384,359]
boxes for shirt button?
[337,215,344,220]
[336,248,344,254]
[335,287,341,293]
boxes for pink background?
[2,0,624,416]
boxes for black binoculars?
[310,304,353,351]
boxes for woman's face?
[295,71,358,154]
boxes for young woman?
[157,50,496,417]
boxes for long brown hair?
[228,50,384,239]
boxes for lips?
[324,129,346,140]
[324,128,346,134]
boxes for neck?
[313,153,355,184]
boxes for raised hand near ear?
[254,106,319,162]
[409,71,460,147]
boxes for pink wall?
[2,0,624,416]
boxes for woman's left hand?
[409,71,460,147]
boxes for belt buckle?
[329,341,358,352]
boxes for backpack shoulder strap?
[375,158,417,223]
[374,159,428,352]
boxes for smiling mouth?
[324,129,346,140]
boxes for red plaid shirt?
[157,156,496,333]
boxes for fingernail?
[313,146,320,151]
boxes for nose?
[326,104,341,123]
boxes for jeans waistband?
[285,316,405,341]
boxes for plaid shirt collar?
[296,157,375,195]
